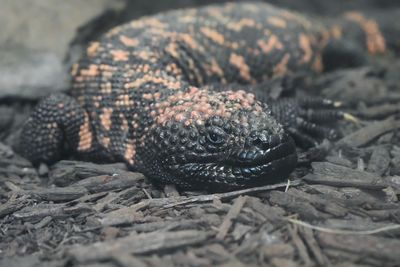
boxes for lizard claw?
[268,96,357,148]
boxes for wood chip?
[216,196,247,240]
[337,117,400,147]
[68,230,211,262]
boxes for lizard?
[18,2,398,191]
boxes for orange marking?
[207,7,224,18]
[81,64,99,77]
[330,25,343,39]
[99,64,117,71]
[267,17,287,28]
[100,108,113,131]
[141,64,150,73]
[119,35,139,47]
[124,142,136,165]
[190,110,200,120]
[47,123,57,129]
[125,74,181,90]
[116,94,133,106]
[142,93,153,100]
[209,58,225,80]
[165,42,180,58]
[299,34,313,64]
[100,82,112,94]
[130,17,166,29]
[154,88,262,127]
[227,18,257,31]
[273,53,290,76]
[76,96,85,106]
[175,113,186,121]
[144,18,166,28]
[120,115,129,132]
[165,63,182,76]
[153,92,161,100]
[312,54,324,73]
[257,35,283,54]
[105,25,123,37]
[100,137,111,148]
[110,50,129,61]
[134,50,151,60]
[180,33,202,51]
[200,27,225,45]
[78,114,93,151]
[229,53,254,82]
[70,63,79,76]
[132,121,139,129]
[87,42,100,57]
[345,12,386,54]
[179,14,196,23]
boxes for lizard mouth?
[226,134,296,168]
[167,134,297,191]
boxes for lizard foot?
[269,96,357,148]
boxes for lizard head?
[138,88,297,191]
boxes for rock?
[0,0,125,58]
[314,67,388,104]
[0,46,66,99]
[0,0,125,99]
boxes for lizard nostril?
[259,130,269,143]
[251,130,270,148]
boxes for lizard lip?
[170,134,297,180]
[226,134,296,167]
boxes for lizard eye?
[206,127,226,145]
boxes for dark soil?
[1,1,400,267]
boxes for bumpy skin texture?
[20,2,392,191]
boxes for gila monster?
[19,2,397,191]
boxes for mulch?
[1,59,400,267]
[1,11,400,267]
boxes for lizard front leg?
[18,94,102,165]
